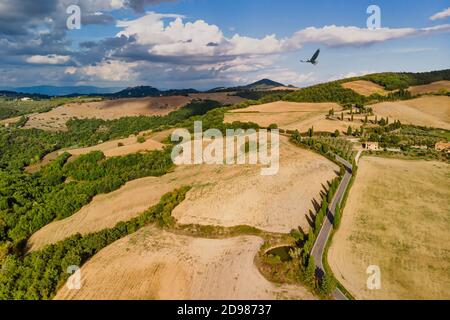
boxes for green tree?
[319,273,336,296]
[308,126,314,137]
[305,255,316,288]
[346,126,353,136]
[334,203,341,228]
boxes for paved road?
[310,154,353,300]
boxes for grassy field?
[328,157,450,299]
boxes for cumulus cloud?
[1,2,450,88]
[65,66,77,74]
[288,24,450,48]
[255,68,315,86]
[80,59,138,81]
[26,54,71,65]
[430,7,450,20]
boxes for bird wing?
[310,49,320,62]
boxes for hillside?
[209,79,287,93]
[284,69,450,105]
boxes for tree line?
[0,186,190,300]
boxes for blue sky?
[0,0,449,89]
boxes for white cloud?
[430,8,450,20]
[60,0,125,11]
[64,66,77,74]
[115,13,450,63]
[59,11,450,87]
[26,54,71,65]
[288,24,450,48]
[80,59,138,81]
[253,68,315,86]
[117,12,187,46]
[327,70,377,82]
[116,12,284,58]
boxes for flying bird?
[300,49,320,65]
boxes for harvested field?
[342,80,387,96]
[65,132,164,158]
[369,96,450,129]
[263,86,298,91]
[328,157,450,300]
[23,96,192,131]
[24,130,173,172]
[224,101,352,133]
[55,228,314,300]
[408,80,450,95]
[28,135,338,250]
[189,92,245,105]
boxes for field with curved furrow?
[55,228,315,300]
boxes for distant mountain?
[3,86,123,96]
[208,79,287,92]
[0,90,50,99]
[245,79,286,90]
[110,86,199,98]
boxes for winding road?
[310,154,354,300]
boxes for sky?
[0,0,449,90]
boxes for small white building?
[363,141,379,150]
[20,97,32,101]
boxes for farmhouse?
[362,141,379,150]
[435,141,450,152]
[20,97,32,101]
[411,145,428,150]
